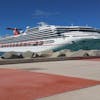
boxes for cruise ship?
[0,22,100,53]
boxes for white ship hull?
[0,31,100,53]
[0,22,100,53]
[0,37,69,52]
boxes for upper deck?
[0,22,100,44]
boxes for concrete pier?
[0,59,100,100]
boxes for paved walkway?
[0,59,100,100]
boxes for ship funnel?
[6,28,22,35]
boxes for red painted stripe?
[0,69,100,100]
[84,58,100,61]
[0,42,63,47]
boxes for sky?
[0,0,100,36]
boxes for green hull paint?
[54,39,100,51]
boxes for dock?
[0,58,100,100]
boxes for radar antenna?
[38,22,48,26]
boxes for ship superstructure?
[0,22,100,53]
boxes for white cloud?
[33,10,59,18]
